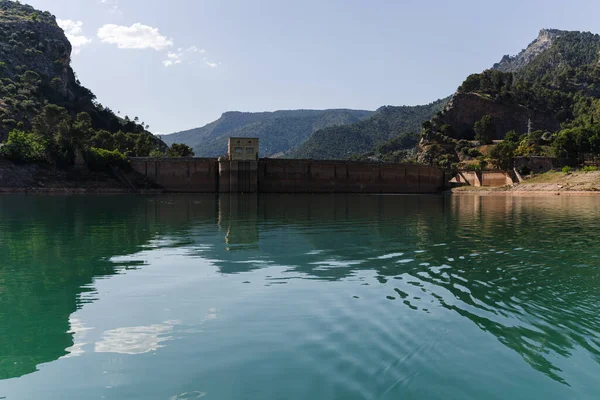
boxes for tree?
[112,131,127,153]
[474,115,495,144]
[71,112,93,147]
[89,129,114,150]
[167,143,194,157]
[32,104,70,140]
[504,130,520,144]
[489,141,517,169]
[552,128,579,163]
[0,130,47,162]
[134,134,155,157]
[32,104,71,160]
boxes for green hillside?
[0,0,163,166]
[419,29,600,170]
[290,99,448,160]
[162,109,373,157]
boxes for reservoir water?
[1,194,599,399]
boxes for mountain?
[418,29,600,168]
[0,0,163,164]
[290,99,448,160]
[162,109,373,157]
[492,29,562,73]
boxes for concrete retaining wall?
[481,171,514,187]
[130,158,218,193]
[130,157,446,193]
[452,170,514,187]
[514,156,556,173]
[454,171,481,187]
[258,159,445,193]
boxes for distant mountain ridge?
[162,109,373,157]
[290,99,449,160]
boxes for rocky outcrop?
[493,29,563,72]
[0,1,80,140]
[434,93,560,139]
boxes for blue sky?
[25,0,600,134]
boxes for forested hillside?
[162,109,373,157]
[290,100,448,160]
[0,0,164,167]
[419,29,600,170]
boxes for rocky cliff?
[434,93,560,140]
[492,29,563,73]
[417,28,600,170]
[0,1,78,140]
[0,0,161,153]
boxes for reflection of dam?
[2,194,600,386]
[219,195,259,249]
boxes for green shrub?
[467,148,482,158]
[582,165,598,172]
[149,149,165,157]
[86,147,129,171]
[0,129,47,162]
[167,143,194,157]
[467,163,481,172]
[562,166,572,173]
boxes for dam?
[130,138,447,194]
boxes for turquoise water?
[1,194,600,399]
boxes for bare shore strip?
[450,171,600,196]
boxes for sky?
[24,0,600,134]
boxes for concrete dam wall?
[130,158,447,194]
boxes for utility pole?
[527,118,533,135]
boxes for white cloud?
[162,46,208,67]
[203,58,219,68]
[162,59,182,67]
[186,45,206,54]
[58,19,83,35]
[96,22,218,68]
[57,19,92,55]
[100,0,122,16]
[97,23,173,51]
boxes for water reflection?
[95,320,179,355]
[0,194,599,389]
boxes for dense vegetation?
[420,30,600,170]
[291,99,448,160]
[0,0,173,169]
[163,109,373,157]
[354,131,420,163]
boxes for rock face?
[434,93,561,139]
[492,29,563,72]
[0,1,81,140]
